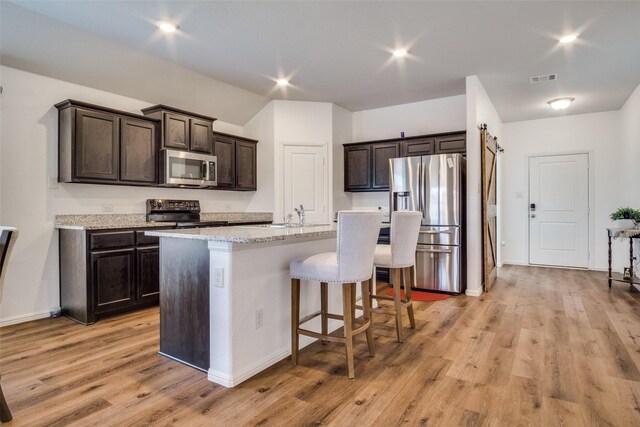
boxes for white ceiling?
[3,1,640,123]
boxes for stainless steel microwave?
[160,149,217,188]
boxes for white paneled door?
[283,144,328,224]
[529,153,589,268]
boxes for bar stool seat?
[290,211,382,379]
[370,211,422,343]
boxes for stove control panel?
[146,199,200,213]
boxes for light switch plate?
[214,267,224,288]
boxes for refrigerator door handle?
[420,230,452,235]
[416,247,453,254]
[418,160,423,214]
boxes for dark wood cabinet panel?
[91,248,135,314]
[435,134,466,153]
[372,143,399,190]
[344,145,372,191]
[120,117,157,183]
[74,108,119,181]
[235,140,257,191]
[212,131,258,191]
[402,138,435,156]
[344,131,465,192]
[57,100,160,187]
[137,246,160,303]
[213,134,235,188]
[90,231,135,250]
[163,113,189,150]
[190,118,213,154]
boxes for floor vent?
[530,73,559,84]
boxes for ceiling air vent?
[530,73,559,84]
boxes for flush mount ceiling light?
[158,22,178,33]
[392,49,408,57]
[559,34,578,43]
[547,97,575,110]
[276,79,289,86]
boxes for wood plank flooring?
[2,265,640,426]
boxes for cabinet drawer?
[90,231,135,250]
[402,138,434,156]
[136,230,160,246]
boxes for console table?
[607,228,640,290]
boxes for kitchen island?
[145,224,343,387]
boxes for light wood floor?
[2,265,640,426]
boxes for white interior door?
[529,153,589,268]
[284,145,327,224]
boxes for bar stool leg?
[403,267,416,329]
[0,379,12,423]
[361,279,375,357]
[392,268,404,342]
[320,282,328,345]
[342,284,355,379]
[291,278,300,364]
[350,283,356,322]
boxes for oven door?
[161,149,217,187]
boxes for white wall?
[501,111,622,271]
[244,102,275,214]
[465,76,503,297]
[620,83,640,207]
[351,95,467,211]
[0,66,256,324]
[332,104,353,215]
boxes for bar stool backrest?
[0,227,18,305]
[390,211,422,267]
[337,211,382,283]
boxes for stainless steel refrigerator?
[389,154,466,293]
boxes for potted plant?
[610,207,640,230]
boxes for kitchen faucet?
[294,205,305,226]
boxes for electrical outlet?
[213,267,224,288]
[255,309,263,329]
[101,204,113,212]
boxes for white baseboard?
[0,308,59,327]
[465,288,483,297]
[501,260,530,266]
[208,319,343,388]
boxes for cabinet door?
[344,145,371,191]
[75,108,119,181]
[235,141,257,191]
[120,117,157,183]
[190,118,213,154]
[91,248,135,313]
[163,112,189,150]
[372,142,399,190]
[137,246,159,303]
[434,134,466,153]
[402,138,434,157]
[213,134,235,188]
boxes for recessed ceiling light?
[276,79,289,86]
[547,97,575,110]
[158,22,178,33]
[559,34,578,43]
[393,49,407,57]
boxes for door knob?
[530,214,536,218]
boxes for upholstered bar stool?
[370,211,421,342]
[290,211,382,379]
[0,226,18,423]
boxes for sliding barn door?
[481,126,498,291]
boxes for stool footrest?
[298,328,345,344]
[299,310,323,325]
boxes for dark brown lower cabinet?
[60,227,165,324]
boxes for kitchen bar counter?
[54,212,273,230]
[147,224,343,387]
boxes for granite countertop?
[609,228,640,238]
[55,212,273,230]
[145,223,338,244]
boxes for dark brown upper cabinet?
[120,117,157,183]
[212,131,258,191]
[344,131,465,192]
[141,105,215,154]
[344,144,372,191]
[56,100,160,186]
[372,142,400,189]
